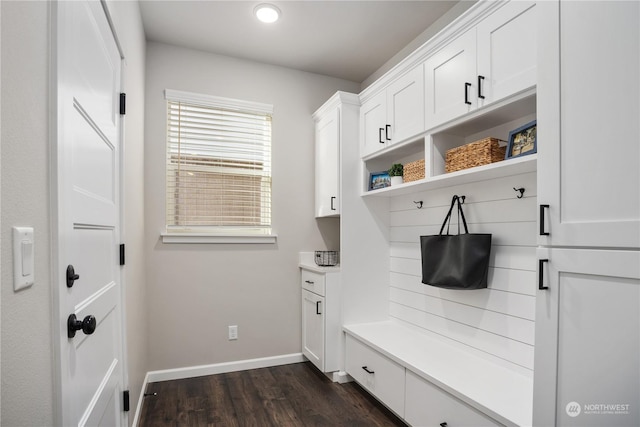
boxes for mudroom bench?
[343,321,533,427]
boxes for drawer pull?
[304,280,314,285]
[362,366,375,374]
[316,301,322,315]
[440,423,448,427]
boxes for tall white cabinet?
[533,1,640,426]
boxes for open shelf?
[362,88,537,198]
[363,154,537,197]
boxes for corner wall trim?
[147,353,305,384]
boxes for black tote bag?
[420,195,491,290]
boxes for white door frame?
[49,0,128,424]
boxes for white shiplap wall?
[388,171,537,375]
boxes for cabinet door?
[360,91,387,158]
[302,289,324,371]
[315,107,340,217]
[424,29,477,128]
[476,1,536,106]
[537,0,640,248]
[386,65,425,144]
[533,248,640,427]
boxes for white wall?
[104,0,148,422]
[1,2,54,424]
[0,1,147,424]
[144,42,361,370]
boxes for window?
[163,90,274,243]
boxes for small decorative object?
[315,250,339,267]
[388,163,404,186]
[404,159,425,182]
[445,137,506,173]
[369,171,390,191]
[506,120,537,159]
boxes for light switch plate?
[13,227,34,291]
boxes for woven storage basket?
[445,137,506,173]
[403,159,425,183]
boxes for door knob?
[66,265,80,288]
[67,314,97,338]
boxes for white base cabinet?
[300,267,341,373]
[405,371,501,427]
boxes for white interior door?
[54,1,126,426]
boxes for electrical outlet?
[228,325,238,340]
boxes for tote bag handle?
[439,195,469,235]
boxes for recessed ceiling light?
[254,3,281,24]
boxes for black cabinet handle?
[316,301,322,315]
[362,366,375,374]
[304,280,314,285]
[540,204,550,236]
[464,82,472,105]
[539,259,549,290]
[385,124,391,141]
[478,75,485,99]
[330,196,336,211]
[379,128,384,144]
[440,423,448,427]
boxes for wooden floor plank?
[138,362,406,427]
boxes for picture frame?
[369,171,391,191]
[506,120,537,159]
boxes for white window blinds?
[165,90,272,234]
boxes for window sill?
[161,232,277,244]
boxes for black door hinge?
[123,390,130,412]
[119,244,125,266]
[119,93,126,115]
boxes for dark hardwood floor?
[138,361,407,427]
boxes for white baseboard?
[132,353,305,426]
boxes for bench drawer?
[405,370,502,427]
[345,334,405,418]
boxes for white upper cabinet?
[386,66,425,146]
[313,92,359,218]
[537,0,640,248]
[360,65,424,158]
[360,91,387,158]
[424,29,477,127]
[315,108,340,217]
[425,1,537,129]
[476,1,537,106]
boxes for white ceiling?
[138,0,462,83]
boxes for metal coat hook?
[513,187,525,199]
[458,195,466,204]
[413,201,423,209]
